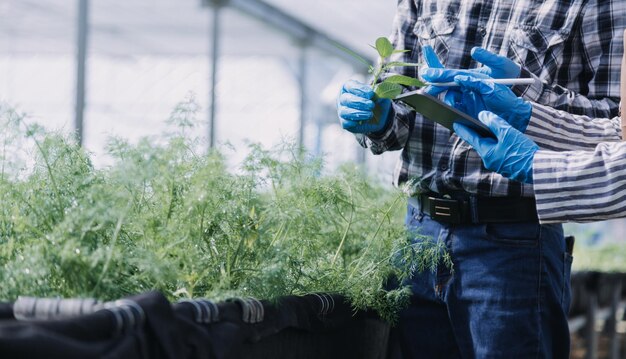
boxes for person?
[336,1,624,358]
[425,72,626,224]
[458,110,626,224]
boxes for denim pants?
[392,201,573,359]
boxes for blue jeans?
[391,201,573,359]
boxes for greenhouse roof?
[0,0,396,62]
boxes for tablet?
[395,89,496,139]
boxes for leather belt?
[409,192,538,224]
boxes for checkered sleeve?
[513,0,624,118]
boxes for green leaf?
[384,62,421,69]
[382,75,425,88]
[392,49,411,54]
[374,82,403,99]
[375,37,394,58]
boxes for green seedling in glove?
[337,37,423,134]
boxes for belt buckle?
[428,196,462,224]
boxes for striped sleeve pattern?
[525,103,622,152]
[533,143,626,223]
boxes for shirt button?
[439,164,448,171]
[478,27,487,37]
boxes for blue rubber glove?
[469,47,521,79]
[337,80,391,134]
[420,67,489,115]
[420,70,532,132]
[420,47,521,97]
[421,45,464,110]
[452,75,532,132]
[453,111,538,184]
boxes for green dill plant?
[0,99,448,321]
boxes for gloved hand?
[420,67,489,114]
[453,111,538,184]
[337,79,392,134]
[421,45,464,110]
[420,70,532,132]
[470,47,521,79]
[454,74,532,132]
[420,47,521,97]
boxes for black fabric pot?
[0,291,184,359]
[0,292,391,359]
[235,295,390,359]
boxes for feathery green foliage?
[0,104,447,320]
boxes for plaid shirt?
[358,0,624,197]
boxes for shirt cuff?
[366,104,395,140]
[524,105,543,135]
[532,150,567,224]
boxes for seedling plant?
[341,36,424,99]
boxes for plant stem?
[371,56,384,89]
[331,179,354,265]
[90,201,131,296]
[32,136,64,215]
[166,180,176,224]
[348,193,403,279]
[230,232,248,275]
[269,221,286,248]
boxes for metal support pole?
[75,0,89,146]
[357,146,367,165]
[609,280,622,359]
[585,293,598,359]
[314,118,322,157]
[227,0,370,71]
[297,44,307,149]
[355,64,369,167]
[208,4,221,148]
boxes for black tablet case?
[395,90,496,139]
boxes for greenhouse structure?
[2,0,626,358]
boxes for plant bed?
[0,105,437,358]
[0,291,391,359]
[0,105,426,317]
[236,296,390,359]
